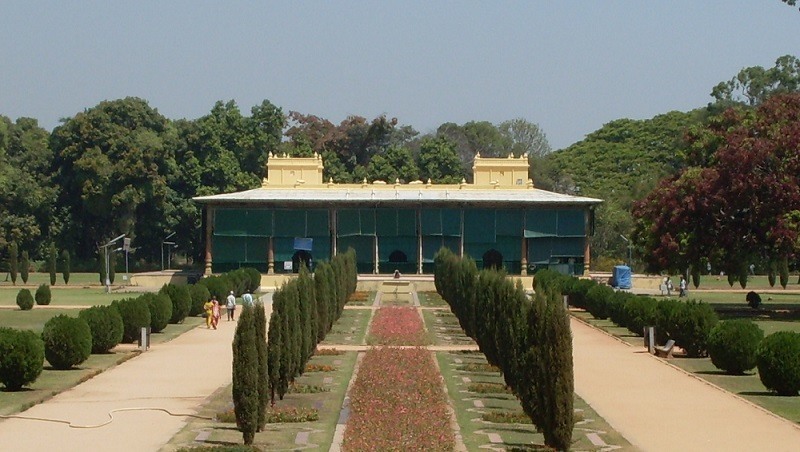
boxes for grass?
[162,350,359,451]
[319,308,371,346]
[0,272,116,288]
[421,309,476,346]
[0,287,147,307]
[687,274,800,291]
[418,290,448,307]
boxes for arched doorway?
[482,249,503,270]
[292,250,312,273]
[388,250,408,263]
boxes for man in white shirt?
[242,291,254,307]
[226,291,236,321]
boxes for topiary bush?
[79,305,124,353]
[244,267,261,293]
[142,293,172,333]
[199,275,231,301]
[672,300,718,358]
[0,328,44,390]
[757,331,800,396]
[707,320,764,374]
[746,291,761,309]
[159,284,191,324]
[20,251,29,284]
[188,283,211,317]
[16,288,34,310]
[41,314,92,370]
[562,278,595,310]
[624,296,657,337]
[586,284,614,319]
[113,297,152,343]
[654,298,683,344]
[35,284,52,305]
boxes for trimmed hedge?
[113,297,152,343]
[585,284,614,320]
[188,283,211,316]
[0,328,44,390]
[16,288,34,310]
[142,293,173,333]
[159,284,191,324]
[35,284,52,305]
[757,331,800,396]
[708,320,763,375]
[41,315,92,370]
[79,305,124,353]
[199,275,232,301]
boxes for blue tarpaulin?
[613,265,632,289]
[293,237,313,251]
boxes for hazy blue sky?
[1,2,798,149]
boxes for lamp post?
[102,234,126,293]
[620,234,632,268]
[162,232,176,271]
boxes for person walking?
[226,291,237,321]
[211,297,221,329]
[242,290,253,307]
[679,275,688,297]
[203,298,214,329]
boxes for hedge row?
[197,268,261,300]
[434,249,573,451]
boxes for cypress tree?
[232,304,258,445]
[109,249,116,285]
[99,252,107,285]
[48,243,57,285]
[20,251,29,284]
[297,265,315,368]
[289,282,303,378]
[779,256,789,289]
[278,284,292,399]
[9,242,18,285]
[253,300,268,430]
[61,250,71,285]
[314,262,330,342]
[267,292,283,405]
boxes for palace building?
[194,153,601,276]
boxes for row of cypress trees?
[232,249,357,445]
[434,249,574,451]
[6,242,70,285]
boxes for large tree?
[711,55,800,106]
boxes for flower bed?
[342,347,454,451]
[367,306,429,346]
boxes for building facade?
[194,154,602,276]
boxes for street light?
[619,234,633,267]
[161,232,176,271]
[101,234,126,293]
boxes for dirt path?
[571,317,800,451]
[0,295,272,452]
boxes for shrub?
[35,284,52,305]
[654,298,683,344]
[113,297,151,343]
[564,278,595,310]
[586,284,614,319]
[244,267,261,293]
[0,328,44,390]
[16,289,34,310]
[61,250,71,284]
[79,306,124,353]
[608,291,635,327]
[200,275,231,300]
[779,256,789,289]
[673,300,718,357]
[232,304,258,444]
[708,320,764,374]
[9,241,18,285]
[159,284,191,323]
[757,331,800,396]
[746,291,761,309]
[20,251,29,284]
[48,243,57,285]
[624,296,657,336]
[41,315,92,370]
[188,284,211,316]
[142,293,172,333]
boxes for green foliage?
[198,275,231,300]
[41,314,92,370]
[267,293,283,405]
[142,293,173,333]
[159,284,192,324]
[768,260,777,287]
[232,304,259,444]
[48,243,57,285]
[297,265,316,369]
[0,328,44,390]
[35,284,51,305]
[99,252,106,285]
[79,305,124,353]
[20,250,29,283]
[673,300,718,358]
[711,55,800,106]
[109,250,116,285]
[253,300,269,430]
[417,136,465,183]
[188,283,211,316]
[585,284,614,319]
[779,256,789,289]
[757,331,800,396]
[113,297,151,343]
[16,288,33,310]
[708,320,764,375]
[8,241,18,285]
[244,267,261,293]
[623,296,657,336]
[691,267,700,289]
[61,250,71,284]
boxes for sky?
[1,1,798,150]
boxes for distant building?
[194,153,601,275]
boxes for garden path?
[571,316,800,451]
[0,294,272,452]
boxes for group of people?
[203,290,255,329]
[663,275,688,297]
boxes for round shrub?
[16,289,34,310]
[244,267,261,293]
[757,331,800,396]
[35,284,52,305]
[142,293,172,333]
[199,275,231,301]
[159,284,191,324]
[624,296,657,336]
[654,298,683,344]
[608,291,636,327]
[746,291,761,309]
[563,278,595,310]
[0,328,44,390]
[707,320,764,374]
[41,315,92,370]
[673,300,718,358]
[586,284,614,319]
[227,269,247,295]
[188,283,211,317]
[79,305,124,353]
[113,297,151,343]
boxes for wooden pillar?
[204,206,213,276]
[584,208,592,273]
[417,208,423,274]
[521,237,528,276]
[267,236,274,274]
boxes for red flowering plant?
[342,347,455,451]
[367,306,430,346]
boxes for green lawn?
[0,272,114,288]
[0,287,146,308]
[688,274,800,291]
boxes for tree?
[20,251,29,284]
[711,55,800,106]
[253,300,269,430]
[499,118,552,159]
[47,243,57,285]
[365,145,420,183]
[8,241,17,285]
[267,291,283,405]
[61,250,70,284]
[417,136,464,184]
[232,304,258,445]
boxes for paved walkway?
[0,294,272,452]
[571,317,800,451]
